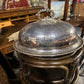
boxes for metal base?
[20,69,79,84]
[71,69,79,84]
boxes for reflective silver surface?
[14,17,83,57]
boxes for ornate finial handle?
[36,8,55,20]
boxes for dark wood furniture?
[63,0,69,21]
[0,7,44,56]
[0,65,9,84]
[70,1,84,37]
[0,7,44,29]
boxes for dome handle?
[36,8,55,20]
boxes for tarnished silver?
[14,9,83,57]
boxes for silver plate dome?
[14,9,83,57]
[14,20,83,57]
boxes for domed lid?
[14,9,83,57]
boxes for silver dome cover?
[14,10,83,57]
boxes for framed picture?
[46,0,74,20]
[50,0,72,19]
[5,0,31,10]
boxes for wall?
[0,0,4,10]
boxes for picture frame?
[48,0,70,20]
